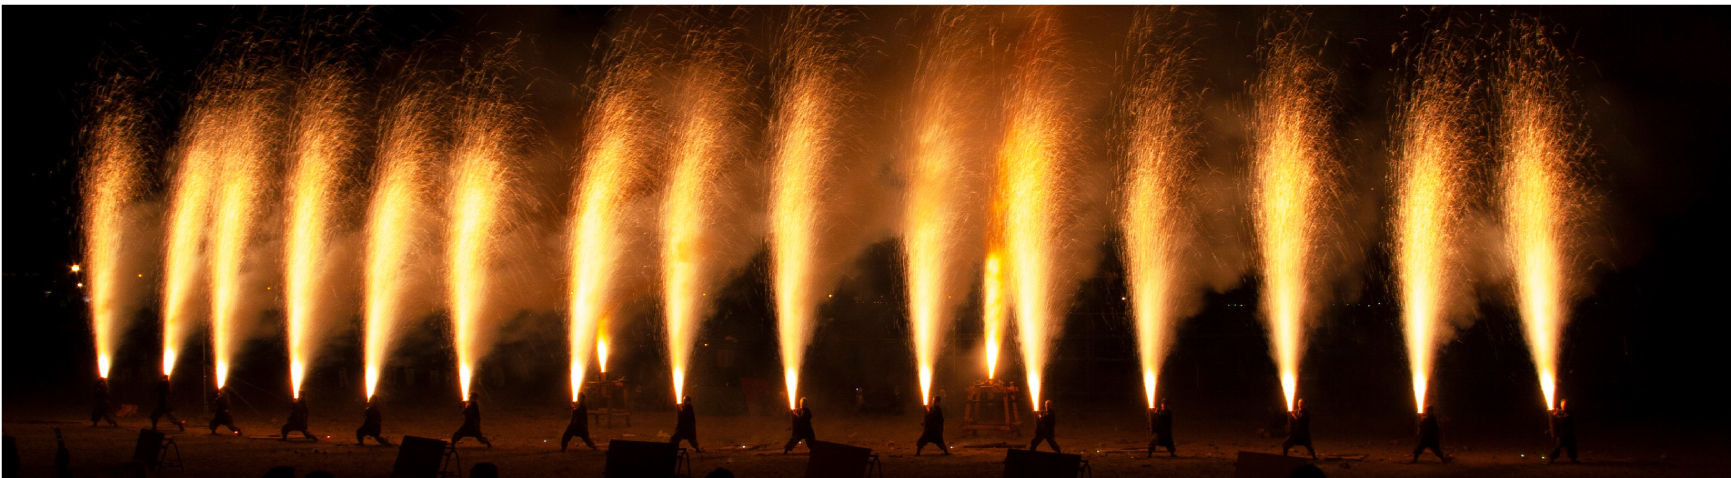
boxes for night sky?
[4,6,1728,427]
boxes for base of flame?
[673,366,686,404]
[784,366,800,410]
[1027,373,1043,412]
[163,349,178,377]
[1141,370,1157,409]
[1412,374,1428,414]
[97,354,112,379]
[459,364,474,401]
[1540,370,1557,411]
[1280,370,1297,412]
[918,366,933,406]
[215,359,230,389]
[289,360,306,399]
[364,365,380,400]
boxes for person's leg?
[563,430,576,451]
[1566,440,1578,463]
[583,436,596,450]
[168,412,184,430]
[150,408,163,429]
[1303,442,1316,459]
[281,424,292,440]
[916,437,927,455]
[1050,439,1061,454]
[451,433,464,446]
[1280,437,1292,456]
[1549,441,1563,464]
[784,436,800,454]
[211,418,221,434]
[1166,440,1176,457]
[1029,437,1042,451]
[937,437,949,455]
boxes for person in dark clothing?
[1411,406,1447,463]
[1147,400,1175,457]
[280,397,317,441]
[783,397,815,454]
[1028,400,1060,453]
[916,396,949,455]
[562,393,596,451]
[91,378,118,427]
[208,388,240,435]
[148,375,185,431]
[1548,399,1578,464]
[1281,399,1316,459]
[452,393,492,448]
[669,395,702,452]
[356,398,390,446]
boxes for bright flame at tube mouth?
[784,367,800,410]
[98,354,112,379]
[459,364,473,401]
[1281,370,1297,412]
[597,333,610,375]
[982,251,1004,380]
[364,365,379,400]
[215,360,230,389]
[1540,371,1556,411]
[290,360,306,399]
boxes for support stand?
[156,437,184,473]
[440,446,461,478]
[675,448,692,478]
[961,378,1021,437]
[587,372,632,428]
[865,453,884,478]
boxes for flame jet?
[768,6,862,409]
[447,53,527,401]
[284,65,361,399]
[663,18,754,404]
[207,76,284,391]
[903,6,994,406]
[981,250,1007,380]
[571,20,663,401]
[1392,29,1475,414]
[995,9,1087,412]
[364,75,447,400]
[1498,20,1587,411]
[82,75,152,380]
[161,88,226,379]
[1120,8,1199,410]
[1249,21,1336,412]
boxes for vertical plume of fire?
[162,102,223,379]
[285,68,359,399]
[365,77,445,400]
[1498,20,1585,411]
[1392,30,1474,414]
[996,8,1085,412]
[448,54,525,401]
[571,21,662,402]
[208,84,281,391]
[904,6,992,406]
[1249,22,1335,412]
[663,19,752,404]
[83,76,150,380]
[981,250,1006,380]
[768,6,859,410]
[1120,8,1197,410]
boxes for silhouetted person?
[1412,406,1447,463]
[208,388,240,435]
[916,396,949,455]
[783,398,815,454]
[452,393,491,448]
[1548,399,1578,464]
[53,428,70,478]
[356,398,390,445]
[1028,400,1060,453]
[1147,400,1175,457]
[562,393,596,451]
[669,395,701,452]
[91,378,118,427]
[148,375,184,431]
[1281,399,1315,459]
[281,397,316,441]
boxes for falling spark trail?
[1499,21,1585,411]
[83,77,150,379]
[364,81,444,400]
[285,69,358,399]
[571,22,662,401]
[1393,33,1473,414]
[997,9,1085,412]
[448,60,524,401]
[904,6,991,406]
[1250,24,1335,412]
[769,6,859,410]
[1121,9,1195,410]
[663,21,752,404]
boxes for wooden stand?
[586,372,632,428]
[961,378,1021,437]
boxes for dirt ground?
[4,403,1719,478]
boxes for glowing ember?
[285,66,359,399]
[904,6,992,406]
[997,9,1086,412]
[1249,23,1335,412]
[1499,20,1586,411]
[82,75,150,380]
[364,75,445,400]
[768,6,860,409]
[1120,8,1197,410]
[1392,30,1474,414]
[571,21,660,401]
[663,18,753,404]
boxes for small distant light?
[76,283,84,288]
[71,264,81,273]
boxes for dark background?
[5,6,1727,432]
